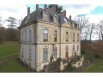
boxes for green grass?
[0,41,27,72]
[0,41,19,58]
[83,52,103,72]
[86,59,103,72]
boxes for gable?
[61,22,73,29]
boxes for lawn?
[0,41,28,72]
[0,41,19,58]
[83,52,103,72]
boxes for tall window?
[43,47,48,62]
[72,45,75,56]
[21,31,23,41]
[73,33,75,42]
[25,30,27,41]
[43,28,48,41]
[65,45,68,58]
[54,30,57,41]
[29,29,32,42]
[21,48,24,57]
[29,47,32,61]
[77,45,79,52]
[66,32,69,41]
[52,45,57,59]
[77,34,79,42]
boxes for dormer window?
[40,11,43,18]
[50,15,53,22]
[64,18,67,22]
[25,16,30,23]
[43,12,48,21]
[53,16,58,24]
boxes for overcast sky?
[0,0,103,28]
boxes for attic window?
[50,16,53,22]
[75,24,77,29]
[41,11,43,18]
[25,16,30,23]
[64,18,67,22]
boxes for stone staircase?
[45,59,61,72]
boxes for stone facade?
[19,4,80,71]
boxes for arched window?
[73,33,75,42]
[66,32,69,41]
[72,45,75,56]
[65,45,69,58]
[54,30,57,41]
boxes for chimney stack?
[36,4,39,10]
[44,4,47,10]
[69,15,71,20]
[27,7,30,15]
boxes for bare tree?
[74,16,89,41]
[97,20,103,42]
[87,23,95,42]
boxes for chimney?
[44,4,47,10]
[36,4,39,10]
[69,15,71,20]
[63,10,66,17]
[27,7,30,15]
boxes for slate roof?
[20,8,76,28]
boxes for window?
[43,47,48,62]
[66,32,69,41]
[65,45,68,58]
[25,16,30,23]
[50,16,53,22]
[52,45,57,59]
[25,30,27,41]
[43,28,48,41]
[54,30,57,41]
[29,47,32,61]
[72,45,76,56]
[54,16,58,24]
[21,31,23,41]
[77,34,79,42]
[43,12,48,21]
[41,11,43,18]
[29,29,32,42]
[64,18,67,22]
[73,33,75,42]
[77,45,79,52]
[75,24,77,29]
[21,48,24,57]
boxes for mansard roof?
[19,8,77,28]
